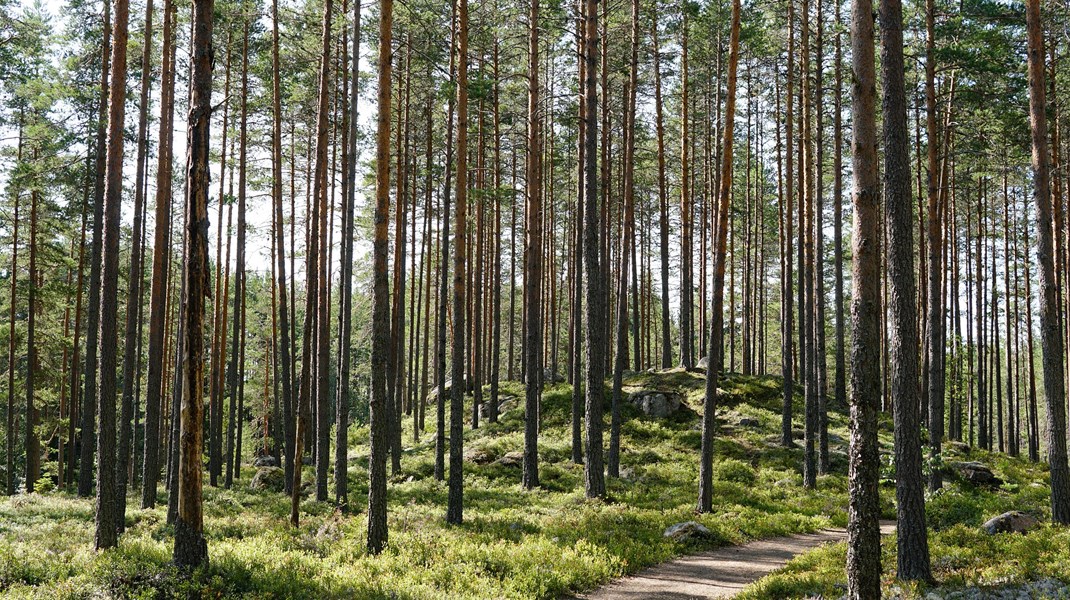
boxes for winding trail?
[578,521,896,600]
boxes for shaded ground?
[579,521,896,600]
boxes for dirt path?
[578,521,896,600]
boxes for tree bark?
[172,0,213,567]
[447,0,470,524]
[522,0,542,490]
[1026,0,1070,524]
[141,0,177,509]
[880,0,932,579]
[846,0,883,593]
[700,0,741,514]
[581,0,606,500]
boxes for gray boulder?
[664,521,715,543]
[464,447,495,465]
[696,356,709,370]
[737,417,761,428]
[252,455,277,468]
[494,451,524,468]
[250,466,285,492]
[630,391,683,418]
[542,369,565,384]
[947,461,1003,487]
[983,511,1039,535]
[479,396,519,420]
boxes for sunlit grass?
[0,372,870,599]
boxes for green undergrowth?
[0,370,872,599]
[738,447,1068,599]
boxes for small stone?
[737,417,761,428]
[663,521,715,543]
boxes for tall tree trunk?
[581,0,606,500]
[924,0,945,491]
[226,19,251,490]
[781,0,796,448]
[367,0,394,553]
[117,0,153,527]
[79,0,111,499]
[141,0,177,508]
[94,0,130,548]
[609,0,639,479]
[434,7,456,482]
[335,0,360,509]
[172,0,213,568]
[700,0,741,513]
[679,14,693,369]
[447,0,470,524]
[832,0,846,414]
[1026,0,1070,524]
[271,0,295,496]
[6,132,18,496]
[651,14,671,369]
[522,0,542,490]
[881,0,932,579]
[846,0,883,590]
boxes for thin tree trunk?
[141,0,177,508]
[367,0,394,553]
[609,0,640,479]
[700,0,740,514]
[447,0,470,524]
[651,14,671,369]
[79,0,111,499]
[522,0,542,490]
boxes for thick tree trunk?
[880,0,932,579]
[172,0,213,567]
[1026,0,1070,524]
[94,0,130,547]
[846,0,883,592]
[581,0,606,500]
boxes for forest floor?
[0,369,1065,599]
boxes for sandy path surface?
[577,521,896,600]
